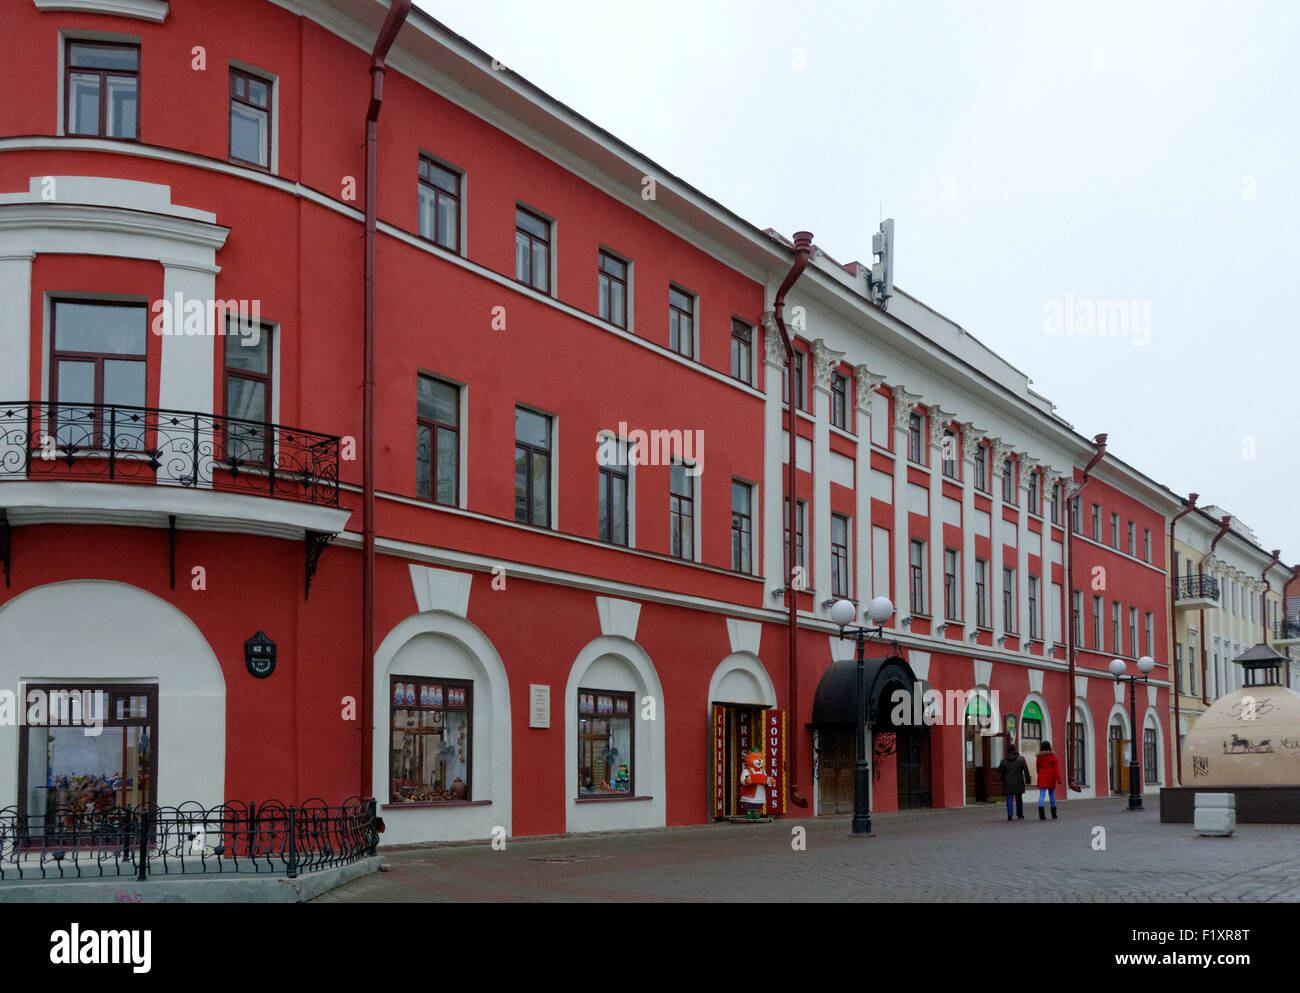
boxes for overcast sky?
[416,0,1298,559]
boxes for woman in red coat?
[1035,741,1064,820]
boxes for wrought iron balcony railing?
[0,797,378,881]
[1277,620,1300,641]
[0,401,339,507]
[1175,574,1220,602]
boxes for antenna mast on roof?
[869,217,894,310]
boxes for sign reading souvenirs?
[762,709,787,815]
[244,631,276,678]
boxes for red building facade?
[0,0,1176,844]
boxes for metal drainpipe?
[1064,433,1107,789]
[773,231,814,809]
[361,0,412,798]
[1168,493,1197,784]
[1260,550,1280,648]
[1201,514,1232,706]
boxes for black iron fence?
[1175,574,1220,602]
[0,401,340,507]
[0,797,378,882]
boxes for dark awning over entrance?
[810,655,928,726]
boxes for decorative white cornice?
[958,422,983,462]
[1018,454,1040,490]
[989,438,1011,470]
[853,364,888,411]
[33,0,169,22]
[927,407,951,449]
[811,338,846,392]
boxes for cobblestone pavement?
[315,798,1300,903]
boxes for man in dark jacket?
[996,744,1031,820]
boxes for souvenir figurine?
[738,749,768,819]
[614,762,630,791]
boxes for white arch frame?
[1018,691,1053,745]
[565,635,665,834]
[372,610,512,845]
[707,652,776,709]
[1067,697,1097,800]
[0,580,226,810]
[1105,703,1132,797]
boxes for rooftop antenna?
[869,217,894,310]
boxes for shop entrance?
[711,703,765,819]
[814,726,855,815]
[1108,721,1130,795]
[895,723,932,810]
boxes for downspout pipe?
[1201,514,1232,706]
[1168,493,1198,784]
[1260,550,1281,647]
[362,0,412,798]
[1064,433,1106,790]
[774,231,814,809]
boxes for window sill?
[382,800,491,810]
[576,794,653,803]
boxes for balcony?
[1276,620,1300,647]
[0,401,339,506]
[1174,574,1220,609]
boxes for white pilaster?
[891,386,921,626]
[811,339,844,611]
[761,314,785,595]
[855,366,886,604]
[989,438,1009,643]
[959,424,981,640]
[926,406,947,632]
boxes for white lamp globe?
[829,598,858,628]
[1137,655,1155,674]
[867,596,895,625]
[1108,658,1126,677]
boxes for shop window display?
[389,677,471,803]
[577,689,633,795]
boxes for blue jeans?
[1005,793,1023,817]
[1038,787,1056,808]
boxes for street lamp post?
[830,595,895,835]
[1108,655,1155,812]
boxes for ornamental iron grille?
[1175,574,1221,602]
[0,797,378,882]
[0,401,340,507]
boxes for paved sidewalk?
[314,798,1300,903]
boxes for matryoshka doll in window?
[738,749,768,819]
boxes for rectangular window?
[50,299,147,449]
[515,207,550,292]
[730,319,753,384]
[1071,496,1082,534]
[941,431,957,478]
[229,66,272,168]
[783,350,807,410]
[223,320,273,466]
[1127,521,1136,556]
[1129,606,1138,657]
[910,539,927,614]
[1112,600,1121,655]
[784,498,807,581]
[1145,611,1154,658]
[597,435,628,546]
[976,559,988,627]
[1050,482,1061,524]
[1091,504,1101,540]
[1026,472,1038,515]
[1003,567,1016,633]
[18,683,157,830]
[669,461,694,559]
[1069,717,1086,785]
[1072,590,1083,644]
[390,677,471,803]
[1175,643,1183,692]
[831,513,850,598]
[66,41,139,139]
[514,406,551,526]
[668,285,694,358]
[907,413,923,463]
[1002,459,1015,504]
[1092,595,1103,649]
[830,372,848,429]
[598,251,628,328]
[1143,528,1151,563]
[1110,512,1119,547]
[416,375,459,505]
[944,548,960,620]
[1144,728,1158,783]
[1028,576,1040,639]
[418,157,461,251]
[578,689,633,795]
[1188,647,1197,696]
[974,445,987,492]
[731,480,752,573]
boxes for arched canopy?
[810,655,927,727]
